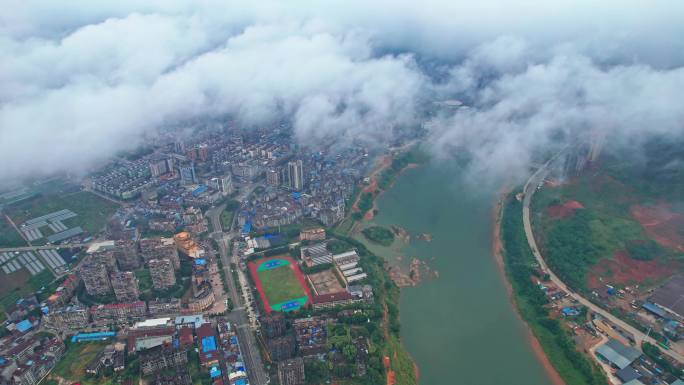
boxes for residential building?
[267,334,296,362]
[141,238,180,269]
[179,164,197,185]
[110,271,140,302]
[140,346,188,376]
[287,160,304,191]
[260,315,287,339]
[43,306,89,330]
[174,232,204,258]
[311,292,355,310]
[209,175,233,195]
[278,357,305,385]
[299,228,325,241]
[91,251,117,271]
[81,261,112,296]
[267,169,280,186]
[114,240,141,270]
[148,298,181,316]
[9,338,65,385]
[149,259,176,290]
[196,323,219,367]
[90,301,147,326]
[45,274,80,307]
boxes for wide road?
[0,243,90,253]
[522,154,684,364]
[206,186,268,385]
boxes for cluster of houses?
[0,318,65,385]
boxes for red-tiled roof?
[92,301,146,310]
[196,323,215,339]
[312,291,352,304]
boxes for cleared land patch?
[308,268,345,295]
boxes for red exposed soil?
[630,204,684,252]
[587,250,679,289]
[547,200,584,219]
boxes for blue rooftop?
[242,222,251,234]
[192,185,208,197]
[209,366,222,378]
[194,258,206,266]
[201,336,217,352]
[15,320,32,332]
[71,331,116,342]
[642,302,667,318]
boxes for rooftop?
[595,339,641,369]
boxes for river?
[356,162,552,385]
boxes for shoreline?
[491,192,566,385]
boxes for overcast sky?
[2,0,684,183]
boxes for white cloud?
[1,0,684,182]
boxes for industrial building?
[595,338,642,369]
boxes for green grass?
[257,264,305,306]
[28,269,55,291]
[52,341,109,381]
[220,210,234,230]
[5,190,118,235]
[0,267,54,318]
[0,215,27,247]
[361,226,395,246]
[134,268,153,292]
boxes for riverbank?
[345,144,426,235]
[492,192,566,385]
[499,192,609,385]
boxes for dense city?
[0,122,400,385]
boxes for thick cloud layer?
[2,0,684,182]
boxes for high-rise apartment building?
[149,258,176,290]
[287,160,304,191]
[277,357,305,385]
[110,271,140,302]
[114,239,140,270]
[81,261,112,296]
[140,237,180,269]
[179,164,197,185]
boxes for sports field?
[248,256,311,313]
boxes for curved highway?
[522,155,684,364]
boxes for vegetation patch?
[361,226,395,246]
[52,340,109,381]
[5,190,118,235]
[625,239,664,261]
[501,193,608,385]
[134,268,153,292]
[0,216,26,247]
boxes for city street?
[206,186,269,385]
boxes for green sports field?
[258,265,306,306]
